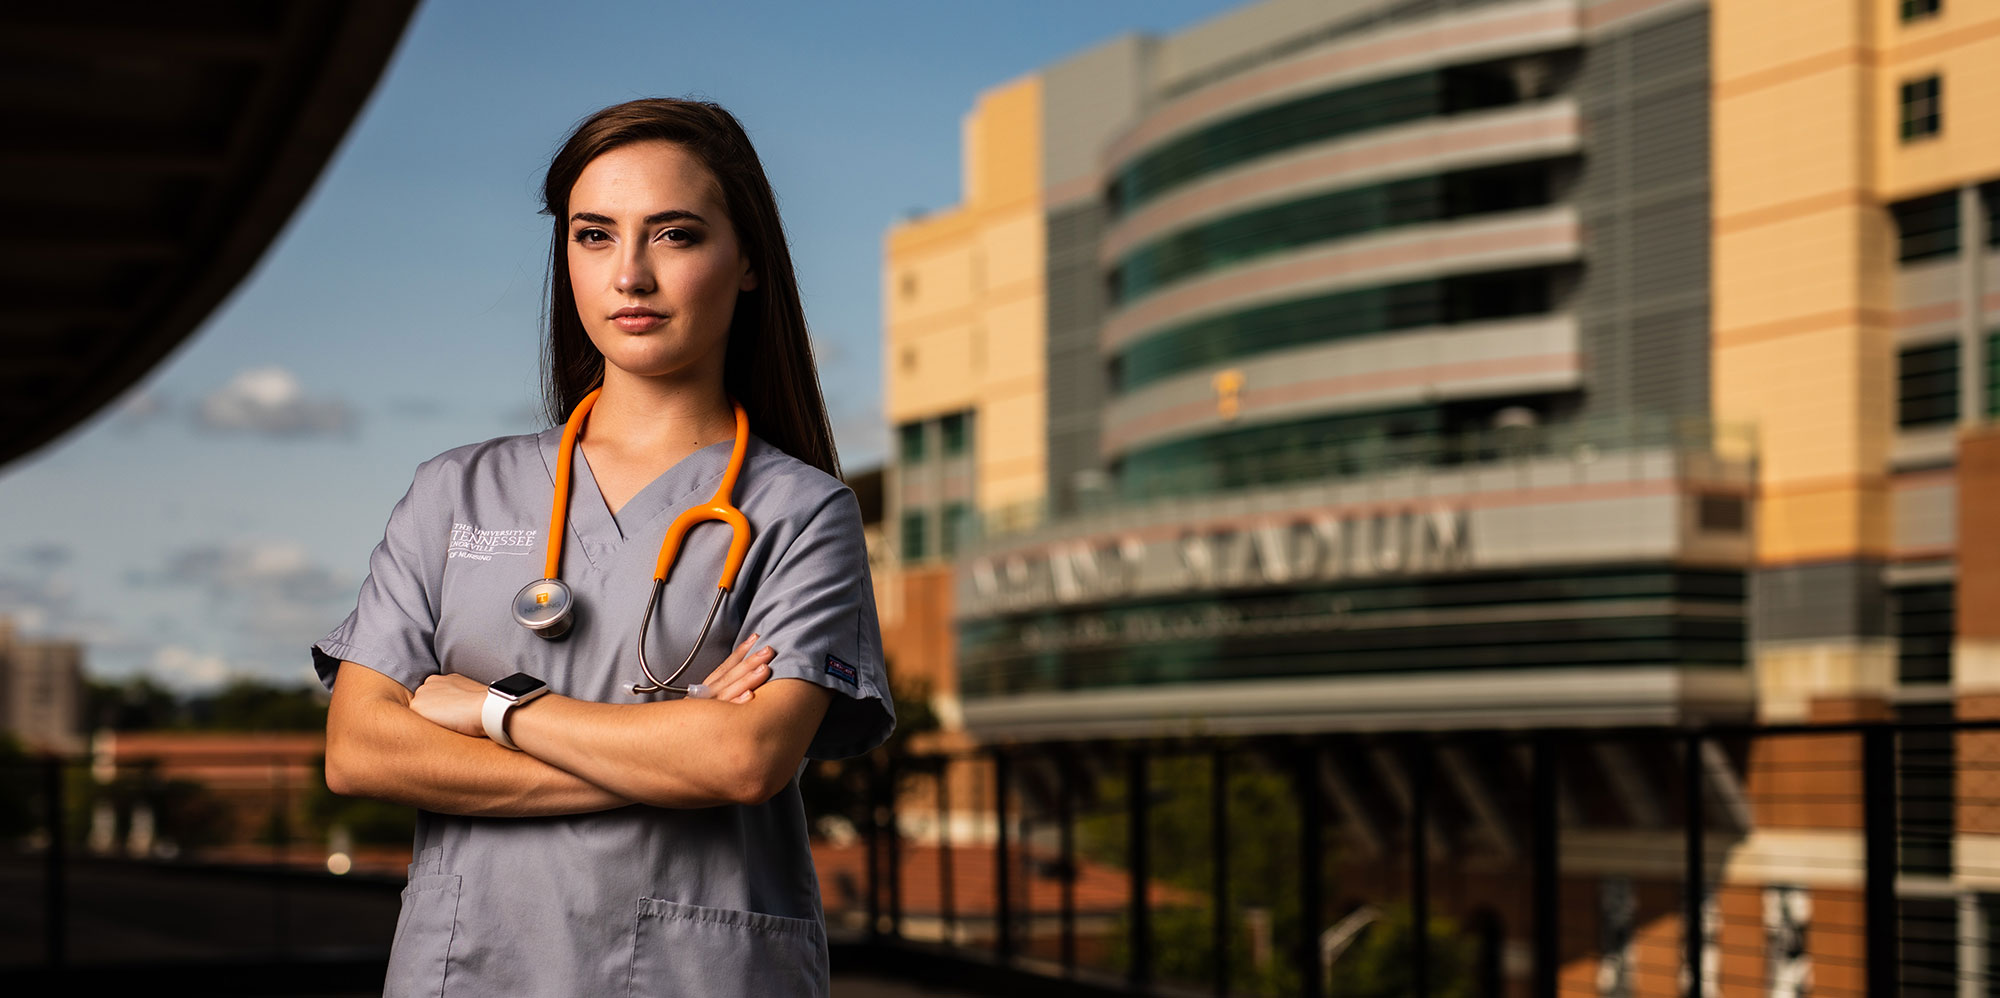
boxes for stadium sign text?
[965,505,1470,613]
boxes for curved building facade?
[884,0,1744,741]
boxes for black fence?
[848,718,1996,998]
[4,716,1997,997]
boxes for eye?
[659,227,702,246]
[572,227,610,246]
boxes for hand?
[700,633,778,703]
[410,673,492,737]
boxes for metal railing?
[847,717,1997,998]
[6,714,1995,997]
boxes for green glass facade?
[958,567,1747,698]
[1110,62,1527,214]
[1118,405,1442,498]
[1113,267,1557,392]
[1114,159,1560,303]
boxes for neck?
[584,366,735,454]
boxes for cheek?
[567,245,601,291]
[666,253,746,308]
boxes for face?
[565,140,756,384]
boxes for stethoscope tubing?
[528,388,753,698]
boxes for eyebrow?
[569,210,709,226]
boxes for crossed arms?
[322,637,833,817]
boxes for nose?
[615,244,655,296]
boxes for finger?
[711,646,775,703]
[703,639,763,696]
[732,689,754,703]
[713,647,774,703]
[700,634,758,686]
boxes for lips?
[611,306,666,332]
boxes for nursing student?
[312,98,894,997]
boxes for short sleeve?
[738,488,895,760]
[310,461,450,693]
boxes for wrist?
[482,673,550,750]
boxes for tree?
[1075,750,1310,996]
[1327,901,1477,998]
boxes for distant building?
[879,0,2000,993]
[88,730,329,862]
[0,617,86,754]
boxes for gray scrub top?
[311,427,894,998]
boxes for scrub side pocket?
[628,897,827,998]
[384,873,463,998]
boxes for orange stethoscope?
[511,388,751,698]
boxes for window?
[1988,330,2000,418]
[1896,704,1955,877]
[900,510,928,562]
[1895,583,1954,684]
[898,422,926,464]
[1900,75,1941,141]
[1696,495,1745,533]
[1892,192,1958,261]
[941,413,968,458]
[1897,342,1959,427]
[1898,896,1957,994]
[1901,0,1941,22]
[940,502,969,558]
[1982,182,2000,247]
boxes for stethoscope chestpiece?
[513,578,576,639]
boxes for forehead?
[568,140,725,217]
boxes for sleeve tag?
[824,654,859,687]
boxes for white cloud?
[157,539,350,611]
[0,573,75,639]
[197,366,354,437]
[150,645,232,690]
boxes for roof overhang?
[1,0,420,467]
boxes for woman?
[314,98,893,997]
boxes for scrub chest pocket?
[628,897,828,998]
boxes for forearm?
[505,681,829,809]
[328,696,637,817]
[504,695,767,808]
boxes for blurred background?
[4,0,1997,995]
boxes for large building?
[880,0,2000,993]
[888,0,1743,740]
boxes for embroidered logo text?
[448,523,538,562]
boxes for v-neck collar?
[535,427,745,570]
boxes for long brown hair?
[538,98,840,479]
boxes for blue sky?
[0,0,1244,690]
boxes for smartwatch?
[482,672,549,750]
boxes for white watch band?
[483,689,526,750]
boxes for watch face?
[492,673,546,698]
